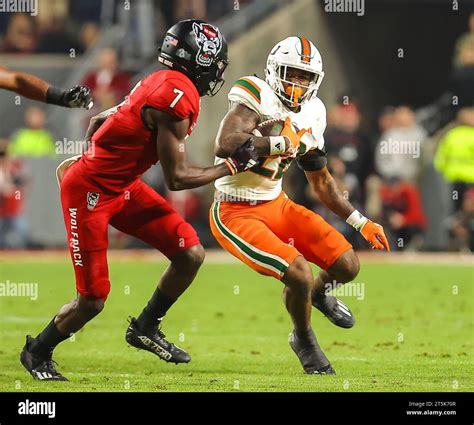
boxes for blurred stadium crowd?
[0,1,473,252]
[0,0,247,54]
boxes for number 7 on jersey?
[170,88,184,108]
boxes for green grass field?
[0,255,472,392]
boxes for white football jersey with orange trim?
[214,75,326,201]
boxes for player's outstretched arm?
[149,109,258,191]
[0,66,92,109]
[305,165,390,251]
[215,103,280,158]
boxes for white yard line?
[0,316,51,323]
[1,249,473,265]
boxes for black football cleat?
[20,336,68,381]
[289,329,336,375]
[125,317,191,364]
[312,293,355,329]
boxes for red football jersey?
[79,69,200,193]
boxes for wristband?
[224,159,237,175]
[46,86,66,106]
[269,136,286,156]
[346,209,368,232]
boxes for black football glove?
[63,85,93,109]
[224,138,259,175]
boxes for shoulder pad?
[228,76,263,115]
[146,78,198,120]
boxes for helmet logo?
[297,37,314,64]
[192,22,222,67]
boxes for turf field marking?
[333,356,368,362]
[1,250,473,266]
[0,316,51,323]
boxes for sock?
[295,327,316,344]
[136,287,176,331]
[312,290,328,304]
[30,317,69,358]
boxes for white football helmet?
[265,36,324,108]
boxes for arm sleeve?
[296,148,328,171]
[145,78,196,120]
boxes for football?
[252,119,286,137]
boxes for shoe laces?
[152,323,180,351]
[131,317,178,351]
[153,322,166,339]
[38,356,60,375]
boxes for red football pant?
[60,163,200,299]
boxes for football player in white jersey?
[209,36,390,375]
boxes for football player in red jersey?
[20,20,258,381]
[0,66,92,109]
